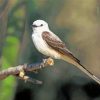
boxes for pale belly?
[32,34,61,59]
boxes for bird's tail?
[62,55,100,84]
[75,62,100,84]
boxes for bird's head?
[32,20,49,31]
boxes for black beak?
[32,24,37,28]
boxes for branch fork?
[0,58,54,84]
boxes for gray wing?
[42,31,100,85]
[42,31,80,63]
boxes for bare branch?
[0,58,54,84]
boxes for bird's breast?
[32,33,61,59]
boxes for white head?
[32,20,49,32]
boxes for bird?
[31,19,100,84]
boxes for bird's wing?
[42,31,80,63]
[42,31,100,85]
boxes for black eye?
[40,24,43,26]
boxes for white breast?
[32,33,61,59]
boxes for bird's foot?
[46,57,54,66]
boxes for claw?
[46,58,54,66]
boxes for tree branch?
[0,58,54,84]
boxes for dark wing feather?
[42,31,80,63]
[42,31,100,85]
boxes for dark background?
[0,0,100,100]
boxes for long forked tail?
[76,62,100,84]
[62,55,100,85]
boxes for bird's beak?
[32,24,37,28]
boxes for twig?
[0,58,54,84]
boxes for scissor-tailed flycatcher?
[32,19,100,84]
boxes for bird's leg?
[46,57,54,66]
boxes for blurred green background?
[0,0,100,100]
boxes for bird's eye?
[40,24,43,26]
